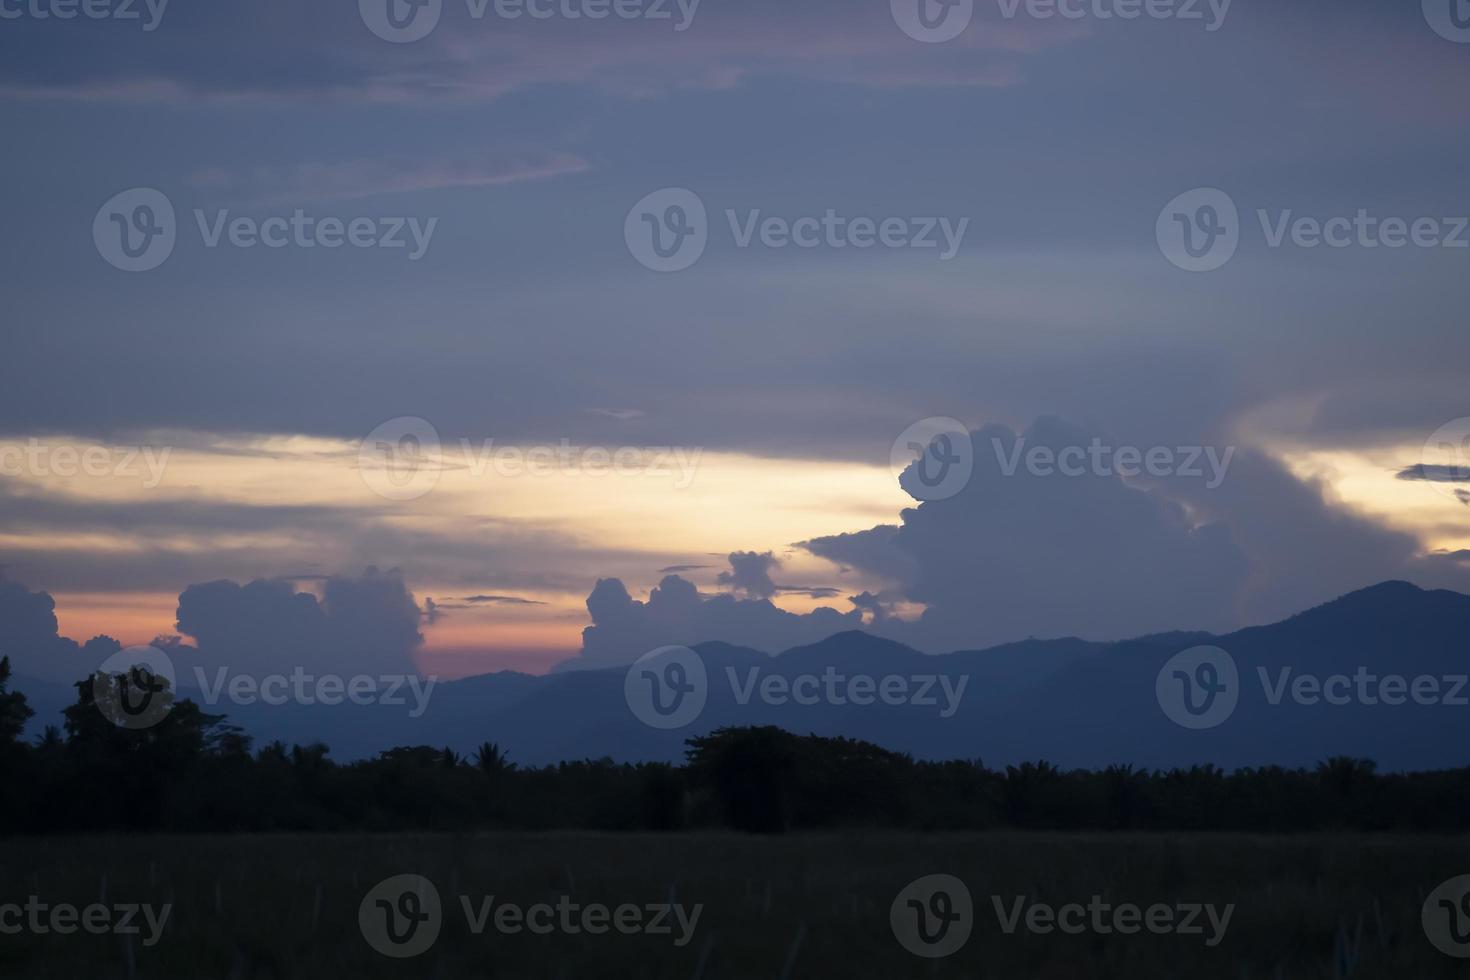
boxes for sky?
[1,0,1468,680]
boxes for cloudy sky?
[1,0,1468,679]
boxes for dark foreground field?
[1,832,1466,979]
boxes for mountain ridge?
[12,580,1468,770]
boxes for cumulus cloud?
[565,571,864,670]
[1159,449,1470,622]
[717,551,779,599]
[0,566,430,701]
[803,525,915,586]
[856,418,1249,650]
[847,591,898,624]
[175,567,426,677]
[563,415,1470,663]
[0,574,134,686]
[0,574,89,682]
[560,417,1250,663]
[877,420,1470,644]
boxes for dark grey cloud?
[775,586,841,599]
[876,418,1250,649]
[174,568,424,677]
[564,573,864,670]
[804,525,914,584]
[847,591,898,622]
[1423,549,1470,570]
[566,416,1470,662]
[1396,464,1470,484]
[1155,448,1470,624]
[0,574,87,683]
[716,551,779,599]
[0,567,429,691]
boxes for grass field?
[1,832,1466,978]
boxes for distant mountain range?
[16,581,1470,771]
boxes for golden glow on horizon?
[15,427,1467,675]
[49,591,181,648]
[10,431,911,673]
[1278,447,1470,553]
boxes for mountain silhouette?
[16,581,1469,770]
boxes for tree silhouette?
[473,741,515,775]
[1,656,1469,836]
[0,656,33,746]
[687,726,799,833]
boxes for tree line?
[2,658,1468,834]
